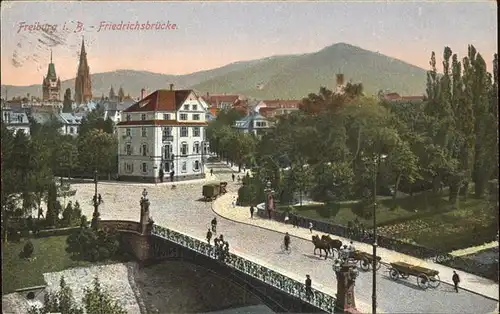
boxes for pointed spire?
[80,36,86,57]
[50,49,53,63]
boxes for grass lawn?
[1,235,127,295]
[279,189,495,251]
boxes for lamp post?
[332,257,360,312]
[372,156,379,314]
[264,180,274,219]
[91,169,100,229]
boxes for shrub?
[22,240,34,258]
[66,227,119,262]
[62,201,74,227]
[80,215,89,228]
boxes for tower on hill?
[42,50,61,101]
[74,37,92,104]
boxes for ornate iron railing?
[152,224,336,313]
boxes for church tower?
[74,37,92,104]
[42,50,61,101]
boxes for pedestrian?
[98,194,103,204]
[231,198,236,208]
[309,222,313,233]
[292,215,298,228]
[170,170,175,182]
[206,228,212,244]
[284,213,290,224]
[250,205,254,218]
[305,275,312,300]
[237,175,241,183]
[232,173,235,181]
[210,168,213,176]
[452,271,460,293]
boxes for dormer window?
[141,114,146,121]
[183,105,189,110]
[126,114,131,121]
[192,105,198,111]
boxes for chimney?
[169,84,174,91]
[206,92,209,99]
[140,88,146,100]
[336,73,344,87]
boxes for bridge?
[72,161,498,314]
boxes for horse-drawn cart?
[352,250,382,271]
[202,182,229,201]
[388,262,440,289]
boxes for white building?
[58,113,85,136]
[1,107,30,135]
[117,87,209,183]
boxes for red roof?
[383,93,401,100]
[261,100,301,109]
[401,96,425,101]
[123,89,193,113]
[203,94,240,107]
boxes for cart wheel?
[360,258,370,271]
[375,259,382,270]
[417,274,430,290]
[429,274,440,288]
[389,268,399,280]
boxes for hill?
[2,43,428,100]
[192,43,428,99]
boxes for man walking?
[232,173,235,182]
[206,228,212,244]
[210,168,213,176]
[305,275,312,300]
[309,222,314,233]
[452,271,460,293]
[250,205,254,218]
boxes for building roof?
[58,113,85,125]
[261,99,302,109]
[123,89,193,113]
[30,112,55,124]
[202,94,241,107]
[234,112,267,129]
[2,111,30,125]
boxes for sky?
[0,1,497,86]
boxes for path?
[67,161,498,314]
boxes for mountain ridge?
[2,42,428,100]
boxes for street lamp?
[264,180,275,219]
[142,188,148,200]
[372,156,379,314]
[91,169,100,229]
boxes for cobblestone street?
[67,162,498,314]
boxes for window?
[124,162,133,173]
[183,105,189,110]
[181,161,187,173]
[193,160,200,171]
[192,105,198,111]
[164,162,171,172]
[193,127,200,137]
[126,144,132,155]
[142,162,147,173]
[69,127,74,134]
[141,114,146,121]
[126,114,131,121]
[180,113,188,120]
[163,113,171,120]
[193,114,200,121]
[141,127,147,137]
[163,144,172,159]
[193,142,200,154]
[181,142,188,156]
[180,127,188,137]
[126,128,131,136]
[142,144,148,156]
[162,127,172,137]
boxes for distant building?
[74,37,93,105]
[116,85,209,183]
[233,111,271,137]
[254,99,301,118]
[42,50,61,101]
[102,98,136,124]
[1,105,30,135]
[57,112,86,136]
[382,92,425,102]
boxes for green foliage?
[82,276,127,314]
[65,228,119,262]
[61,201,81,227]
[22,240,34,258]
[237,176,265,206]
[77,129,118,175]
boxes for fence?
[256,206,499,282]
[151,224,337,313]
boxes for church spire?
[75,36,92,105]
[50,49,52,63]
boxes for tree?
[83,277,127,314]
[109,86,116,100]
[78,129,118,176]
[62,88,73,113]
[117,86,125,102]
[56,139,79,180]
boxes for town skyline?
[1,1,497,86]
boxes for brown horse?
[321,235,343,257]
[312,235,329,259]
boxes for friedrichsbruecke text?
[17,21,178,34]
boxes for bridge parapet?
[100,220,141,233]
[152,224,337,313]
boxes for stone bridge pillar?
[140,189,154,235]
[333,259,360,314]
